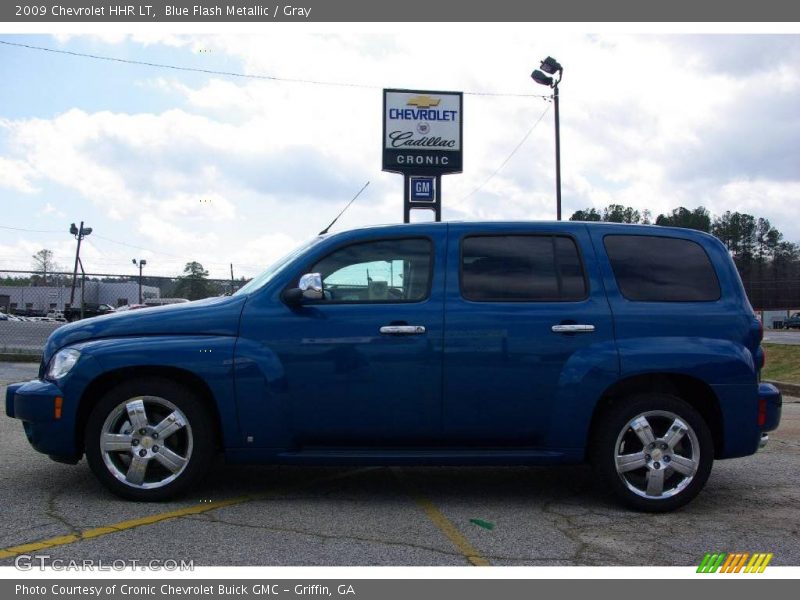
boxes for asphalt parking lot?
[1,361,798,567]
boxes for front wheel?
[591,393,713,512]
[85,378,216,501]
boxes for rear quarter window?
[603,235,721,302]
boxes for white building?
[0,281,160,314]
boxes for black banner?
[3,0,800,22]
[3,579,799,600]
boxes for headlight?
[46,348,81,380]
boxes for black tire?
[85,378,216,501]
[591,393,713,512]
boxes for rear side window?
[603,235,720,302]
[461,235,587,302]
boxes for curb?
[764,380,800,399]
[0,353,41,363]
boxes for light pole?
[69,221,92,306]
[531,56,564,221]
[132,258,147,304]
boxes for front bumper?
[5,379,80,461]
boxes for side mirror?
[283,273,324,305]
[299,273,324,299]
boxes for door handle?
[551,324,595,333]
[379,325,427,335]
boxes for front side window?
[461,235,587,302]
[310,238,432,303]
[603,235,721,302]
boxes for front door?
[261,231,446,447]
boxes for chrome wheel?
[100,396,193,490]
[613,410,700,500]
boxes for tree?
[711,211,757,260]
[31,249,60,286]
[569,208,602,222]
[603,204,642,224]
[175,261,212,300]
[655,207,711,232]
[754,218,782,262]
[569,205,643,223]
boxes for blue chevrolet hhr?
[5,222,782,511]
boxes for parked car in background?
[143,298,190,307]
[5,222,781,511]
[63,303,116,322]
[113,304,149,312]
[784,312,800,329]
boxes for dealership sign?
[382,89,463,175]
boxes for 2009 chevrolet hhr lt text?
[5,222,782,511]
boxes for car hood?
[42,295,248,365]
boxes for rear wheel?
[592,393,713,512]
[85,378,215,501]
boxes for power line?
[0,39,551,99]
[456,103,552,204]
[90,233,184,259]
[0,224,63,234]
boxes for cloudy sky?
[1,30,799,279]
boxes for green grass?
[762,343,800,384]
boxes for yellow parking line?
[392,468,490,566]
[0,467,376,560]
[0,495,252,560]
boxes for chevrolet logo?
[406,95,441,108]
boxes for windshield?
[234,236,324,296]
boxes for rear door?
[442,223,618,449]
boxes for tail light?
[758,398,767,427]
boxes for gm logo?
[410,177,435,202]
[697,552,773,573]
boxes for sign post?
[382,88,463,223]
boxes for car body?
[5,222,782,510]
[784,312,800,329]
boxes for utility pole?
[132,259,147,304]
[69,222,92,306]
[553,81,561,221]
[230,263,235,294]
[531,56,564,221]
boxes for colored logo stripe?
[697,553,726,573]
[697,552,772,573]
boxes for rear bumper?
[758,382,782,433]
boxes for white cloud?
[36,202,66,218]
[0,157,39,194]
